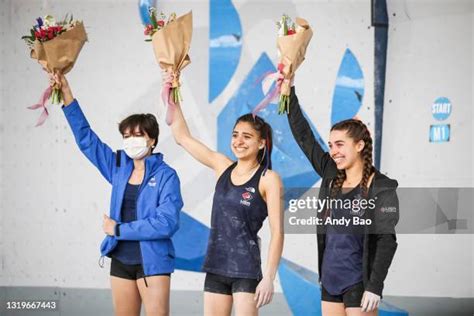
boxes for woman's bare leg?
[233,292,258,316]
[322,301,346,316]
[204,292,233,316]
[136,276,171,316]
[110,276,141,316]
[345,307,378,316]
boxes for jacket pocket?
[100,235,117,256]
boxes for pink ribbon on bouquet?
[252,63,289,116]
[161,72,178,126]
[27,86,52,127]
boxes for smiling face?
[231,121,265,162]
[328,129,365,170]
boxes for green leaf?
[150,10,158,28]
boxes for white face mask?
[123,136,150,160]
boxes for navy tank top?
[202,162,268,279]
[110,183,141,265]
[321,186,364,295]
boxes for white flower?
[43,15,56,27]
[277,18,286,37]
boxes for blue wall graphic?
[138,0,157,25]
[172,212,209,272]
[331,48,365,125]
[209,0,242,102]
[279,258,322,316]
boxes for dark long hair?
[330,118,374,198]
[233,114,273,172]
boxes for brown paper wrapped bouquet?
[22,15,87,126]
[144,8,192,125]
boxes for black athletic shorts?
[204,273,260,295]
[110,258,171,280]
[321,282,365,308]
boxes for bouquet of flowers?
[22,14,87,126]
[143,10,176,41]
[253,14,313,115]
[144,8,192,125]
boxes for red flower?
[144,24,154,36]
[287,29,296,35]
[157,20,165,27]
[38,29,46,39]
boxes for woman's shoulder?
[260,169,282,186]
[373,170,398,186]
[371,169,398,196]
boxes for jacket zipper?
[99,161,128,268]
[137,165,148,287]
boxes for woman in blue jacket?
[52,73,183,316]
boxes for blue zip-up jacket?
[63,99,184,275]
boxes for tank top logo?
[240,190,254,206]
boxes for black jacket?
[287,86,399,297]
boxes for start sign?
[432,97,452,121]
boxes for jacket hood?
[371,169,398,196]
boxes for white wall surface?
[381,0,473,297]
[0,0,472,299]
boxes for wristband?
[115,224,121,237]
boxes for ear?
[147,138,156,148]
[259,139,266,150]
[356,139,365,153]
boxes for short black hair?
[118,114,159,147]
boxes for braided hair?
[330,118,374,198]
